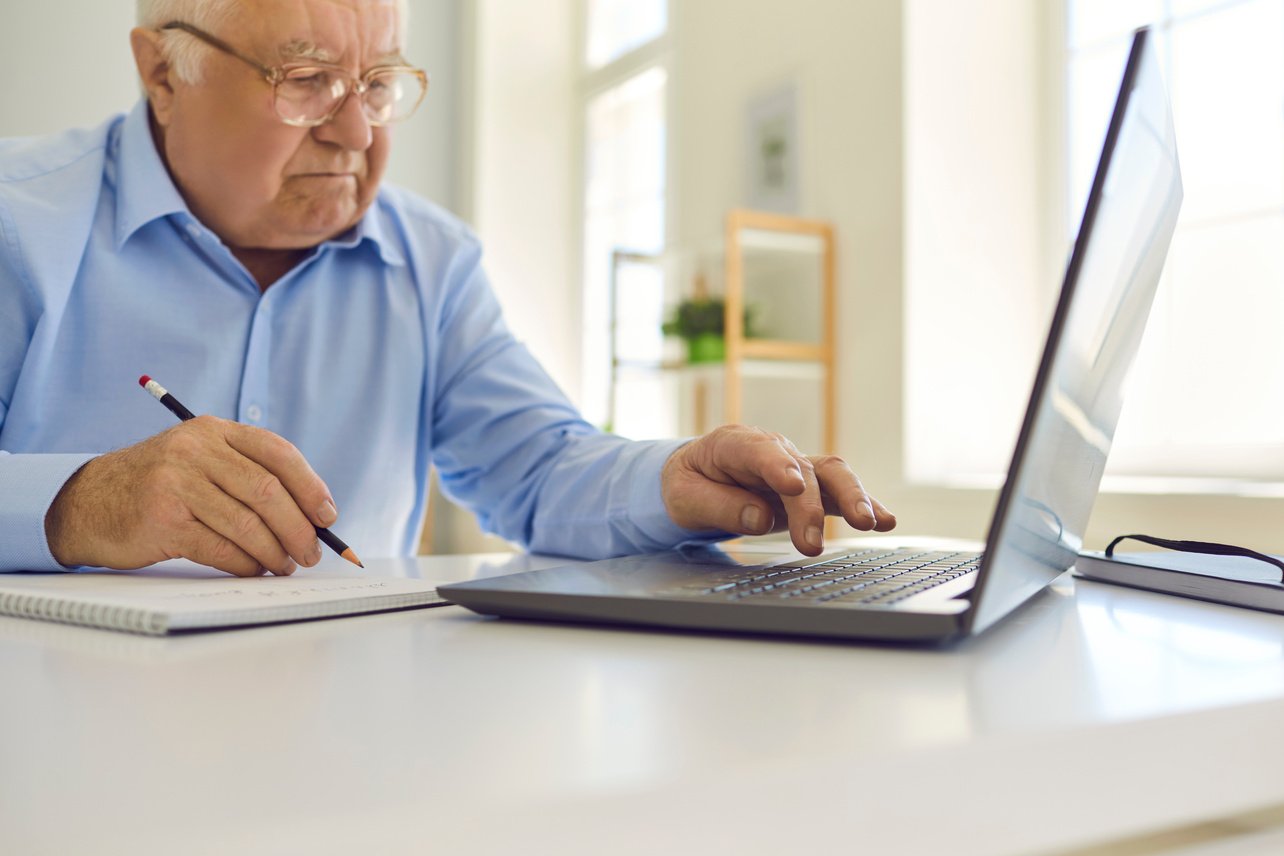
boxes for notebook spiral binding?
[0,590,166,635]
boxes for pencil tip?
[341,548,364,568]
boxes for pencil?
[138,375,364,569]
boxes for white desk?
[4,544,1284,855]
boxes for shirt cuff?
[627,438,732,551]
[0,452,98,572]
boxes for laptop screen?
[967,28,1183,635]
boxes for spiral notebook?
[0,562,445,636]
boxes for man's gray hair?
[137,0,239,84]
[136,0,409,85]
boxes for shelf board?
[739,340,828,361]
[613,358,825,381]
[614,358,687,372]
[739,359,826,380]
[614,341,828,368]
[740,231,827,255]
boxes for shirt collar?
[337,199,406,267]
[113,98,406,268]
[113,99,189,250]
[264,206,406,270]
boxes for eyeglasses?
[160,21,429,128]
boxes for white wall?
[468,0,970,538]
[904,0,1050,486]
[0,4,139,137]
[386,0,463,213]
[668,0,917,527]
[468,0,580,402]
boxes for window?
[1067,0,1284,485]
[579,0,670,431]
[586,0,667,69]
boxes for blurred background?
[3,0,1282,555]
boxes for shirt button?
[246,405,263,422]
[186,223,201,239]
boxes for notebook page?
[0,562,443,617]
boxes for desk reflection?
[964,577,1284,736]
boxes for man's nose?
[313,88,373,151]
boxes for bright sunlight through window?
[580,3,668,434]
[1069,0,1284,487]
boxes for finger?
[169,519,267,577]
[698,427,810,499]
[869,495,897,532]
[205,451,323,568]
[775,453,826,555]
[812,456,880,531]
[222,423,338,530]
[666,474,778,537]
[187,479,298,575]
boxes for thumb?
[664,472,776,536]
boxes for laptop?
[440,27,1183,644]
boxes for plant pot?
[685,333,725,364]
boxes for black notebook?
[1074,548,1284,615]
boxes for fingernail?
[806,525,823,550]
[740,505,765,533]
[318,499,338,526]
[308,541,323,566]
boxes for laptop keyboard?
[676,548,982,607]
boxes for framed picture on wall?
[745,81,800,213]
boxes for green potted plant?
[661,298,755,364]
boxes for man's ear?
[130,27,177,126]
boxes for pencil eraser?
[139,375,151,387]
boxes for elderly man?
[0,0,894,577]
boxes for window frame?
[573,0,675,427]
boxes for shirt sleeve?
[426,240,728,559]
[0,452,97,572]
[0,197,96,572]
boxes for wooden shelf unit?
[605,210,836,454]
[724,209,836,455]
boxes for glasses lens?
[276,68,350,126]
[362,70,426,125]
[273,67,427,127]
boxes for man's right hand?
[44,416,339,576]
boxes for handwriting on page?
[157,581,394,601]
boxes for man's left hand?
[661,424,896,556]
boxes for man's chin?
[281,203,368,246]
[224,194,375,250]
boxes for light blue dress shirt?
[0,100,708,572]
